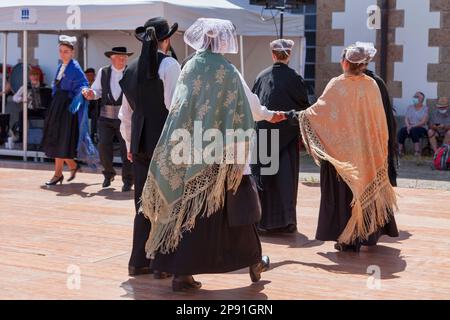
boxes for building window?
[298,1,317,96]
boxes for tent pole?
[2,32,7,114]
[22,30,28,161]
[239,35,244,78]
[83,34,88,70]
[185,42,188,60]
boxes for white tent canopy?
[0,0,304,36]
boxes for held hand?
[127,152,133,163]
[82,88,95,100]
[269,112,287,124]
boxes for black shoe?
[128,266,153,276]
[172,276,202,292]
[285,224,297,233]
[334,242,361,252]
[45,175,64,186]
[122,183,133,192]
[153,270,172,279]
[67,163,81,182]
[249,255,270,283]
[102,176,115,188]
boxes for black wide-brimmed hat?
[104,47,134,58]
[135,17,178,42]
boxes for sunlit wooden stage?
[0,160,449,300]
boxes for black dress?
[41,83,79,159]
[251,63,310,230]
[152,176,262,275]
[42,60,88,159]
[364,69,398,186]
[316,161,399,245]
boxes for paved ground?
[299,152,450,191]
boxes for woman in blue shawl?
[42,36,95,185]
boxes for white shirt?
[56,64,67,81]
[12,85,27,103]
[119,52,181,152]
[91,65,125,101]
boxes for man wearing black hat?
[83,47,134,192]
[119,17,181,277]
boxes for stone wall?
[429,0,450,105]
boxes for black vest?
[101,65,124,106]
[123,52,169,155]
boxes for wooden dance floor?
[0,160,449,300]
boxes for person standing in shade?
[84,68,100,144]
[119,17,181,277]
[251,39,310,234]
[83,47,134,192]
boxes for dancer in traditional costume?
[42,35,95,185]
[252,39,310,233]
[83,46,134,192]
[299,44,399,252]
[119,17,181,277]
[141,18,286,291]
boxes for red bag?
[433,144,450,171]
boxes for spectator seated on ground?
[428,96,450,153]
[397,91,429,159]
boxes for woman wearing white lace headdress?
[299,44,398,252]
[141,18,286,292]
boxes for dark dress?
[364,69,398,186]
[152,176,262,275]
[316,161,399,245]
[251,63,310,230]
[42,59,88,159]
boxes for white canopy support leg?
[185,41,188,61]
[239,35,244,78]
[22,30,28,160]
[83,34,88,70]
[2,32,7,114]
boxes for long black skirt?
[316,161,399,245]
[258,137,299,230]
[152,176,262,276]
[42,89,79,159]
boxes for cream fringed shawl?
[299,73,397,244]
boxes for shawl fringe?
[141,160,246,257]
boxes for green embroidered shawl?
[141,50,254,256]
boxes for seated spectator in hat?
[397,91,429,159]
[428,97,450,153]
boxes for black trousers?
[129,152,152,268]
[398,126,427,144]
[97,117,133,184]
